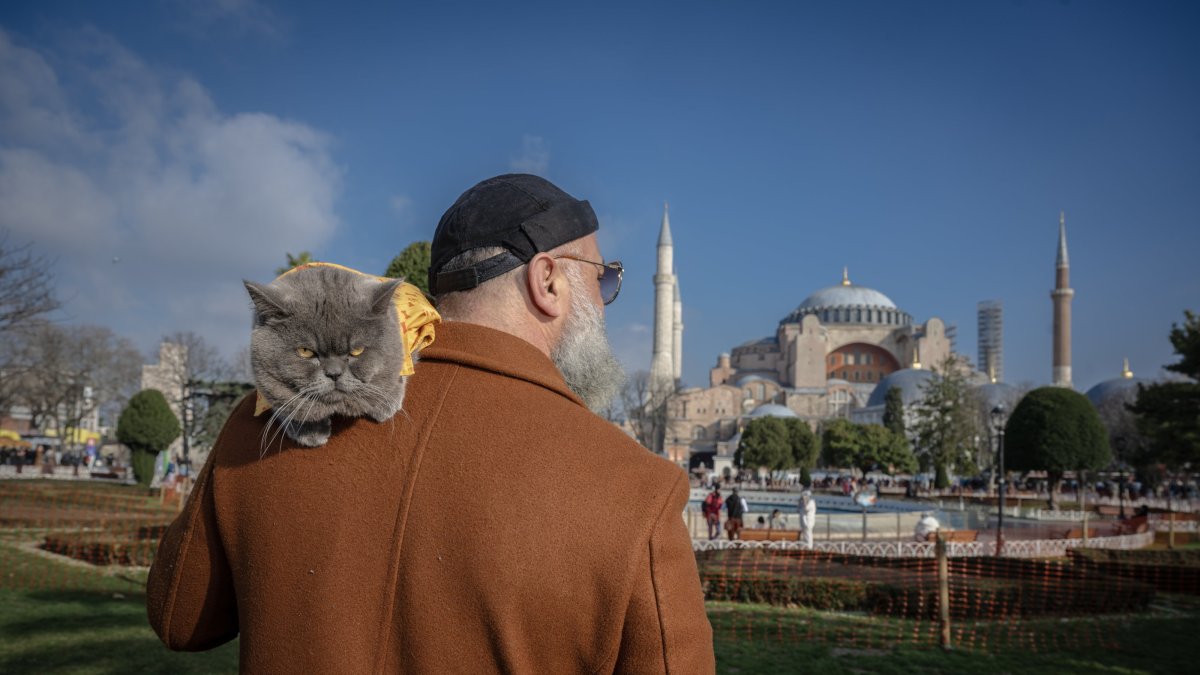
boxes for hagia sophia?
[645,208,1148,473]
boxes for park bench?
[740,529,801,542]
[925,530,978,542]
[1064,528,1099,539]
[1115,516,1149,535]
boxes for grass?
[1,479,1197,674]
[0,542,239,675]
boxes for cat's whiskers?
[260,384,322,457]
[259,388,312,457]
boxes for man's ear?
[525,254,568,319]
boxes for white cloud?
[0,27,341,359]
[510,134,550,174]
[389,194,414,221]
[173,0,288,41]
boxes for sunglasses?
[554,255,624,305]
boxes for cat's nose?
[326,370,342,380]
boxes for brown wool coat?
[146,321,714,674]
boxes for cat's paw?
[286,418,332,447]
[365,399,402,423]
[365,383,406,422]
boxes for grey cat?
[244,265,407,448]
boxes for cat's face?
[245,267,406,424]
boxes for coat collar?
[418,321,586,408]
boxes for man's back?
[147,322,713,673]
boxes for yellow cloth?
[253,262,440,416]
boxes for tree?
[1128,310,1200,477]
[910,357,980,488]
[15,323,142,449]
[1006,386,1111,509]
[620,370,670,454]
[736,416,790,471]
[882,386,906,439]
[785,417,820,473]
[193,381,256,451]
[383,241,432,296]
[0,234,60,418]
[275,251,314,276]
[117,389,182,486]
[159,332,230,462]
[821,419,915,478]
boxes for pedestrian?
[799,490,817,548]
[725,487,745,540]
[703,486,723,540]
[769,508,786,530]
[915,512,941,542]
[147,173,714,673]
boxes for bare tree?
[0,233,60,335]
[160,331,230,462]
[619,370,671,454]
[0,233,60,418]
[16,323,142,450]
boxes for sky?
[0,0,1197,395]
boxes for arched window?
[693,426,706,440]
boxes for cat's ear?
[370,278,403,315]
[244,280,290,325]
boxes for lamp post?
[1115,437,1128,520]
[990,403,1008,556]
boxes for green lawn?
[1,480,1196,674]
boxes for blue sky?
[1,0,1197,393]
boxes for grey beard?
[551,279,626,413]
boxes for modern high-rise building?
[977,300,1003,382]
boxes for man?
[798,490,817,549]
[725,487,745,540]
[146,174,714,673]
[915,512,941,542]
[702,486,723,540]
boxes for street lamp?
[990,403,1009,555]
[1115,437,1128,520]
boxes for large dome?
[799,284,897,311]
[866,368,937,407]
[780,272,912,326]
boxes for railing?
[692,529,1156,558]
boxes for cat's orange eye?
[296,347,315,359]
[350,347,365,357]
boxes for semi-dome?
[866,368,937,407]
[746,403,798,419]
[1086,359,1150,408]
[734,373,779,387]
[780,269,912,326]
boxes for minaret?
[1051,211,1074,388]
[650,202,676,394]
[672,275,683,382]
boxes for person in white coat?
[798,491,817,548]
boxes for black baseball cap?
[429,173,599,295]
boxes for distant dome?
[734,373,779,387]
[746,403,798,419]
[975,381,1021,413]
[866,368,937,407]
[780,272,912,326]
[1086,361,1150,408]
